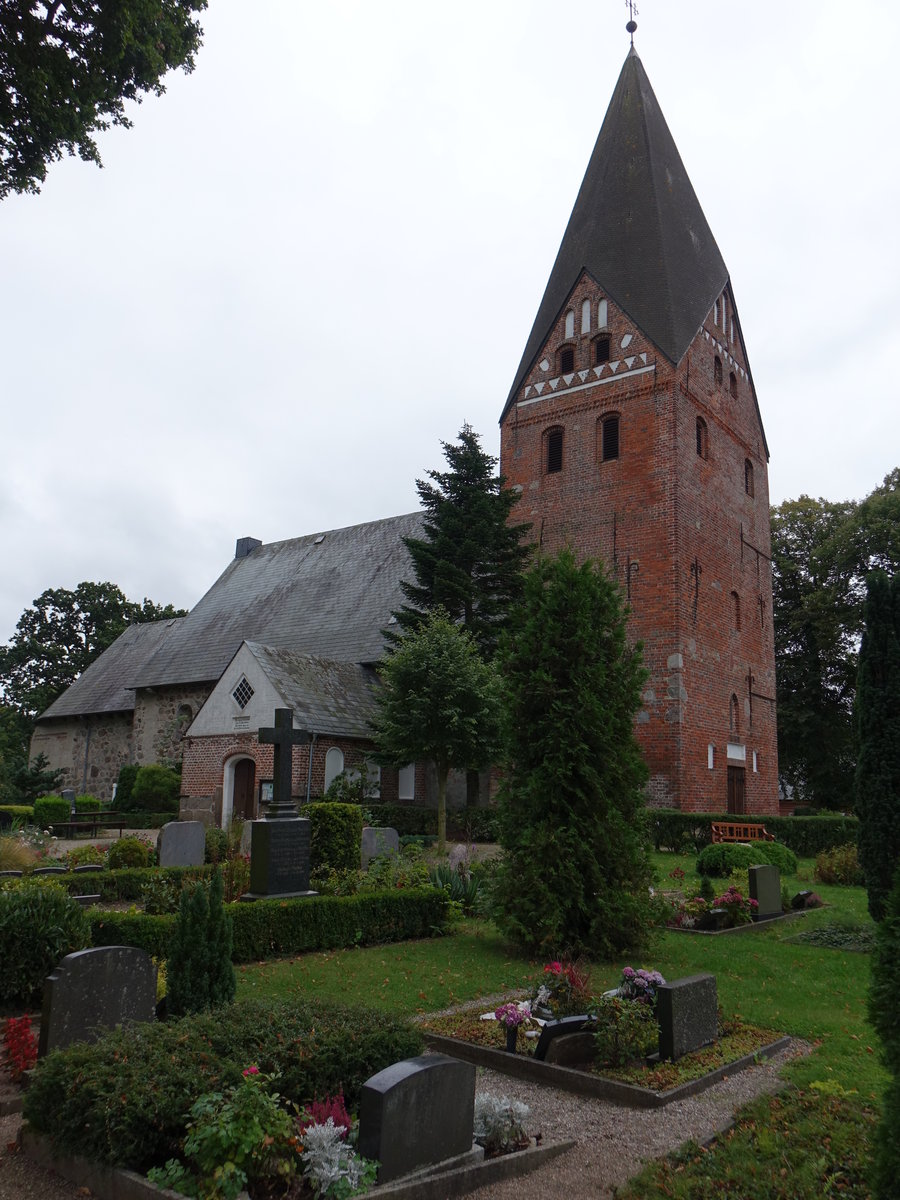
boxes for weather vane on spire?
[626,0,639,46]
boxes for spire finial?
[626,0,638,46]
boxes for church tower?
[499,46,778,815]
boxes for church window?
[597,298,608,327]
[545,426,564,473]
[565,309,575,339]
[232,677,254,710]
[600,414,620,462]
[696,416,708,459]
[324,747,344,791]
[595,334,610,365]
[559,345,575,373]
[721,294,728,332]
[731,590,741,631]
[581,299,591,334]
[744,458,754,497]
[729,371,737,398]
[730,694,740,733]
[398,762,415,801]
[714,355,723,385]
[713,299,719,326]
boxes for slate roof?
[127,511,423,689]
[38,617,187,720]
[243,642,380,740]
[503,49,730,419]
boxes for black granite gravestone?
[749,864,782,921]
[358,1054,478,1184]
[242,708,317,901]
[39,946,157,1056]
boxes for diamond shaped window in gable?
[232,676,254,710]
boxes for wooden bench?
[51,812,127,839]
[711,821,775,844]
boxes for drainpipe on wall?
[305,732,318,804]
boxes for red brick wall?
[500,274,778,814]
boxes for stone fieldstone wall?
[132,683,214,767]
[30,713,134,801]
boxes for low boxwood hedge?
[1,864,213,902]
[649,809,858,857]
[0,804,33,827]
[364,803,499,842]
[23,997,423,1172]
[90,886,449,962]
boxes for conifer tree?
[868,866,900,1198]
[493,548,653,958]
[165,868,234,1017]
[392,425,531,659]
[854,571,900,922]
[206,868,236,1008]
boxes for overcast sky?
[2,0,898,642]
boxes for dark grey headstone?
[748,864,782,920]
[0,869,23,877]
[358,1054,476,1183]
[361,826,400,869]
[33,866,67,875]
[242,817,315,900]
[39,946,157,1057]
[533,1015,593,1062]
[657,973,717,1061]
[157,820,206,868]
[73,863,103,873]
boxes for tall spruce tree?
[493,548,653,958]
[392,424,531,659]
[868,866,900,1198]
[855,571,900,922]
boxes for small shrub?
[115,763,139,810]
[713,884,758,926]
[131,765,181,814]
[33,795,69,828]
[696,841,797,878]
[763,841,799,875]
[473,1093,530,1154]
[699,875,715,903]
[361,844,430,893]
[815,842,865,886]
[3,1015,38,1082]
[0,884,91,1004]
[74,794,102,813]
[301,1118,378,1196]
[308,802,364,874]
[531,959,593,1017]
[140,873,184,914]
[66,843,106,869]
[107,836,151,869]
[591,995,657,1066]
[166,869,235,1017]
[204,825,229,864]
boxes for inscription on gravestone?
[242,708,317,901]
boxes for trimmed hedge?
[307,801,364,872]
[23,997,423,1172]
[0,805,33,827]
[649,809,858,857]
[0,884,91,1004]
[363,803,499,842]
[2,864,213,903]
[33,795,70,827]
[74,795,102,813]
[696,840,798,877]
[90,887,449,962]
[116,810,173,830]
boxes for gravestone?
[61,788,76,814]
[656,973,717,1061]
[39,946,157,1057]
[358,1054,478,1184]
[73,863,103,872]
[361,826,400,869]
[33,866,66,875]
[242,708,316,901]
[533,1014,594,1063]
[157,820,206,868]
[748,864,782,921]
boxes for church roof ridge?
[502,50,729,419]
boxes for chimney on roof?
[235,537,262,560]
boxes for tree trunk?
[437,765,448,853]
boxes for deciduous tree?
[372,611,502,851]
[0,0,207,198]
[492,548,654,959]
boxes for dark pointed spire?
[504,52,729,414]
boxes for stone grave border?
[666,908,815,936]
[422,1031,792,1109]
[20,1126,575,1200]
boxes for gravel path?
[0,1039,809,1200]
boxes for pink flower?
[242,1065,260,1076]
[544,961,563,975]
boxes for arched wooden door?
[233,758,257,821]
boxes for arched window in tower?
[729,371,737,398]
[597,298,608,328]
[714,356,723,385]
[714,299,719,327]
[581,299,591,334]
[721,293,728,332]
[565,309,575,339]
[744,458,754,497]
[595,334,610,365]
[696,416,708,459]
[731,590,741,631]
[545,426,564,473]
[559,345,575,373]
[600,414,620,462]
[730,694,740,733]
